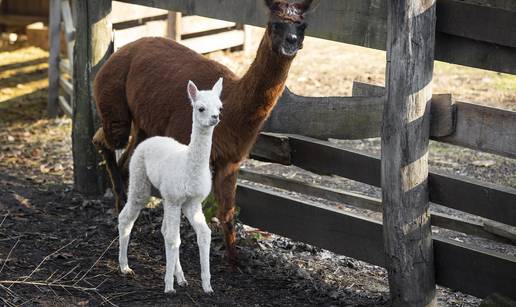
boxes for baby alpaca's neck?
[187,123,214,172]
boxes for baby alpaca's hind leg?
[175,254,187,286]
[118,153,150,275]
[162,201,182,293]
[184,201,213,294]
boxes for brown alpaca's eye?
[199,107,205,112]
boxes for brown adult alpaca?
[92,0,318,266]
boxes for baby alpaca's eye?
[198,107,205,112]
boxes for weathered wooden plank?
[428,172,516,227]
[111,1,168,24]
[239,168,382,213]
[73,0,111,195]
[382,1,437,303]
[47,0,60,118]
[435,102,516,159]
[181,15,235,36]
[236,183,386,267]
[483,220,516,244]
[59,76,73,96]
[264,87,384,140]
[167,11,181,41]
[238,168,511,244]
[351,82,516,158]
[437,0,516,48]
[251,134,516,227]
[434,237,516,300]
[0,14,48,26]
[287,135,381,187]
[113,20,168,50]
[180,29,244,54]
[249,132,291,165]
[236,183,516,300]
[61,0,75,74]
[119,0,516,74]
[58,95,72,117]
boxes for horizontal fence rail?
[250,133,516,227]
[236,183,516,300]
[239,169,515,244]
[120,0,516,74]
[262,84,516,159]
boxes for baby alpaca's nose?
[211,114,219,120]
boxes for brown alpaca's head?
[263,0,319,57]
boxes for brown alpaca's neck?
[236,34,294,126]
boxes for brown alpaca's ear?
[293,0,320,16]
[263,0,282,11]
[187,80,199,104]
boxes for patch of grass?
[202,193,218,222]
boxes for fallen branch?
[0,280,97,292]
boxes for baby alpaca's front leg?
[161,202,182,293]
[184,201,213,294]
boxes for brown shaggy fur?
[92,0,317,266]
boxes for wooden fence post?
[72,0,112,195]
[47,0,61,118]
[382,0,437,306]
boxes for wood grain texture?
[263,87,384,140]
[236,183,516,300]
[382,4,437,302]
[351,81,516,158]
[251,133,516,227]
[119,0,516,73]
[434,102,516,159]
[72,0,111,195]
[239,168,512,244]
[47,0,60,118]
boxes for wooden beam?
[47,0,60,118]
[236,183,386,267]
[180,29,244,54]
[59,76,73,96]
[263,87,384,140]
[167,11,181,41]
[436,0,516,49]
[58,95,72,117]
[382,1,437,303]
[351,82,516,159]
[251,134,516,228]
[180,15,235,36]
[236,183,516,300]
[72,0,112,195]
[238,169,512,244]
[435,102,516,159]
[0,14,48,26]
[249,132,291,165]
[61,0,75,74]
[118,0,516,74]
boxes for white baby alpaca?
[118,78,224,294]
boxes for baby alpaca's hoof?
[202,284,214,294]
[177,279,188,287]
[120,266,135,276]
[164,287,176,294]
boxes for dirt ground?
[0,30,515,307]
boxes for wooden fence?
[65,0,516,305]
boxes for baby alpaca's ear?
[187,80,199,104]
[212,77,223,97]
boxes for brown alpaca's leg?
[117,127,147,188]
[214,163,239,268]
[93,128,127,212]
